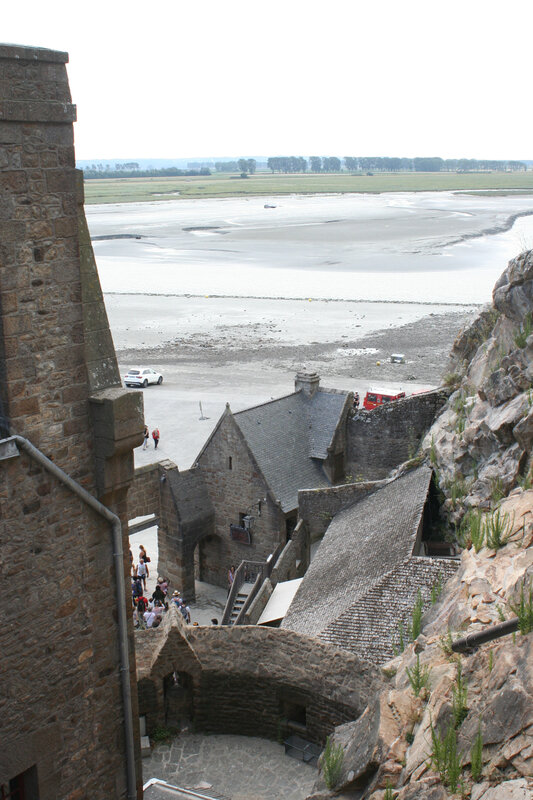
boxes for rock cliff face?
[430,249,533,525]
[307,251,533,800]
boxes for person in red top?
[152,427,160,449]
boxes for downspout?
[7,436,137,800]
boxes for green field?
[83,170,533,205]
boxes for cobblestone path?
[143,732,317,800]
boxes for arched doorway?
[194,533,225,586]
[164,671,194,729]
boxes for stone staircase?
[227,582,255,625]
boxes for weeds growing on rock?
[410,589,424,640]
[429,436,437,467]
[431,574,443,604]
[514,312,533,349]
[488,650,494,672]
[443,373,462,389]
[321,736,344,789]
[393,590,426,654]
[458,508,484,551]
[489,477,505,506]
[508,579,533,635]
[384,783,397,800]
[470,720,484,782]
[445,473,469,511]
[429,720,463,793]
[394,621,406,655]
[484,509,513,550]
[452,662,469,728]
[518,466,533,490]
[406,653,432,698]
[439,629,456,660]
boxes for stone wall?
[128,460,215,600]
[136,610,382,745]
[346,389,448,481]
[299,480,389,542]
[196,410,285,586]
[0,45,92,482]
[128,462,162,520]
[0,45,142,799]
[158,462,214,599]
[1,437,139,797]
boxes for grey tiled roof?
[282,466,460,663]
[234,389,349,513]
[320,557,459,664]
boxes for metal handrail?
[221,544,283,625]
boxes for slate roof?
[282,466,460,663]
[233,388,350,513]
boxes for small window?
[228,456,232,470]
[3,765,39,800]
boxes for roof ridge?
[233,390,301,416]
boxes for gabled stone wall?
[196,411,285,586]
[346,389,448,481]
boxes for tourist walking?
[142,425,149,449]
[139,544,149,565]
[227,564,236,593]
[152,427,160,449]
[137,557,149,591]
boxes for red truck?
[363,388,406,410]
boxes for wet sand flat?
[94,190,528,468]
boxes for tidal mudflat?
[89,191,533,468]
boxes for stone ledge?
[0,99,76,124]
[0,44,69,63]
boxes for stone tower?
[0,45,143,798]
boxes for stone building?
[283,466,459,663]
[194,372,352,587]
[0,45,143,799]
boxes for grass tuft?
[405,653,432,697]
[508,579,533,634]
[322,736,344,789]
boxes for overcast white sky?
[4,0,533,161]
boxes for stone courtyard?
[143,732,316,800]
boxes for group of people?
[130,543,193,629]
[142,424,160,450]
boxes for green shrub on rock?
[321,736,344,789]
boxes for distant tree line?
[83,164,211,179]
[260,156,527,174]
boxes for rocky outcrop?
[425,250,533,524]
[309,492,533,799]
[307,251,533,800]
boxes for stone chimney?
[295,372,320,397]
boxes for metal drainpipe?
[451,617,519,653]
[9,436,137,800]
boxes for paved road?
[143,732,317,800]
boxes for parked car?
[363,388,405,410]
[124,367,163,388]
